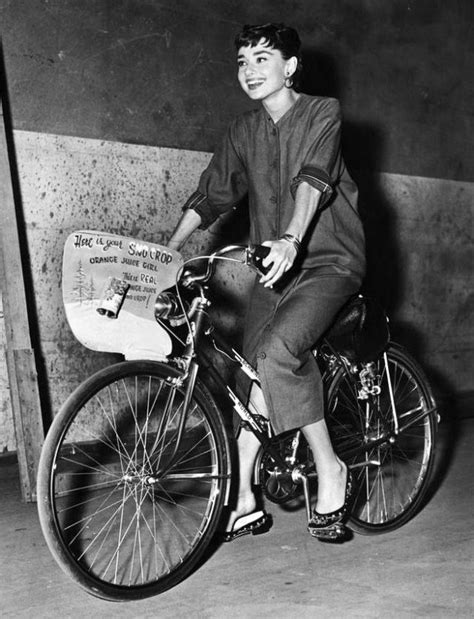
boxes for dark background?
[2,0,473,181]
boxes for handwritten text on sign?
[63,231,183,360]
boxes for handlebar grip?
[248,244,272,276]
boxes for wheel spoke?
[326,345,436,532]
[39,363,229,598]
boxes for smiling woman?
[166,22,366,542]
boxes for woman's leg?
[302,418,347,514]
[225,384,267,531]
[231,270,361,530]
[227,386,348,529]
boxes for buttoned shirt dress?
[184,94,366,434]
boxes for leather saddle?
[324,295,390,363]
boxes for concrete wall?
[0,1,472,451]
[0,129,472,451]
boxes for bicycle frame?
[178,300,292,473]
[160,283,351,523]
[154,244,438,521]
[36,239,440,601]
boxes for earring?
[285,74,293,88]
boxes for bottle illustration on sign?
[96,277,130,318]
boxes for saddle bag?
[324,295,390,363]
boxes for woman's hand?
[259,239,298,288]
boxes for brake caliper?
[357,362,381,399]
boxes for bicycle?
[37,242,439,602]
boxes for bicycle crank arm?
[291,467,312,523]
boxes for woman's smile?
[246,78,265,90]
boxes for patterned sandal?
[308,468,355,541]
[222,510,272,542]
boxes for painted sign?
[63,230,183,360]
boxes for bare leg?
[302,418,347,514]
[225,384,267,531]
[226,382,349,531]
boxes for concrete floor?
[1,416,473,618]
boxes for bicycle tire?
[37,360,231,601]
[325,343,438,535]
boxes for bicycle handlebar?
[179,244,250,287]
[154,244,267,324]
[180,243,272,287]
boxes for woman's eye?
[237,60,246,68]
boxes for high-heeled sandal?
[308,467,355,541]
[222,510,272,542]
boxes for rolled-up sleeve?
[183,122,248,229]
[290,99,342,208]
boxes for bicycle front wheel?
[37,360,231,601]
[326,343,438,534]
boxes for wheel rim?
[327,351,434,528]
[50,372,223,590]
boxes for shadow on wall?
[351,159,403,315]
[200,203,251,339]
[301,47,404,315]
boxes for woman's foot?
[314,459,349,515]
[221,494,272,542]
[222,510,272,542]
[308,465,355,540]
[224,495,258,534]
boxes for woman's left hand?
[259,239,298,288]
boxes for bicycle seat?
[324,295,390,363]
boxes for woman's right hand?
[259,239,298,288]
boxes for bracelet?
[280,233,302,254]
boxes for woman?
[168,23,366,541]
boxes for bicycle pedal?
[308,522,346,541]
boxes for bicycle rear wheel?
[37,360,231,600]
[326,343,438,534]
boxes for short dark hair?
[235,23,303,89]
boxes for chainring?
[258,432,315,504]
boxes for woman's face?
[237,38,296,102]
